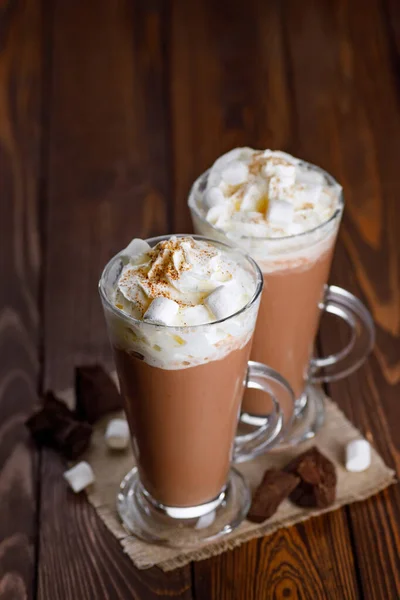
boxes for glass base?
[117,467,250,548]
[274,384,325,450]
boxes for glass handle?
[310,285,375,383]
[233,361,294,463]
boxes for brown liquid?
[242,246,334,421]
[114,341,252,507]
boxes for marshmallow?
[288,222,306,235]
[205,186,226,209]
[204,283,243,320]
[295,166,326,186]
[171,271,214,294]
[123,238,151,258]
[105,418,130,450]
[143,297,179,325]
[345,439,371,472]
[264,162,296,188]
[207,205,231,228]
[241,184,262,212]
[267,199,294,227]
[174,333,211,359]
[229,219,270,238]
[64,462,95,493]
[179,305,213,326]
[294,210,321,231]
[211,147,251,174]
[319,189,338,211]
[221,161,249,186]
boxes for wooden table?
[1,0,399,598]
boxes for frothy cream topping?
[113,236,255,327]
[202,148,342,238]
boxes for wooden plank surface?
[0,1,42,599]
[310,0,400,596]
[36,1,191,598]
[1,0,399,598]
[170,1,360,598]
[281,0,400,597]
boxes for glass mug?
[99,234,294,546]
[188,162,375,446]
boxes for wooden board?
[2,0,400,597]
[36,1,191,598]
[0,1,42,598]
[283,0,400,596]
[169,0,359,597]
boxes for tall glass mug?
[99,235,293,546]
[188,158,375,446]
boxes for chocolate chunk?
[247,468,300,523]
[26,392,92,460]
[75,365,122,423]
[285,446,337,508]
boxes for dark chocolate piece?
[75,365,122,423]
[247,468,300,523]
[285,446,337,508]
[26,392,92,459]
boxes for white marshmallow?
[105,418,130,450]
[64,462,95,493]
[174,333,211,359]
[143,297,179,325]
[207,205,231,228]
[295,166,326,186]
[264,162,296,188]
[207,169,222,188]
[288,222,306,235]
[123,238,151,258]
[241,184,263,211]
[294,210,322,231]
[179,305,213,326]
[319,189,337,211]
[204,283,243,320]
[229,219,270,238]
[171,271,214,294]
[205,186,226,209]
[346,439,371,472]
[268,176,286,200]
[221,161,249,186]
[211,147,252,175]
[267,199,294,227]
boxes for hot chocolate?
[189,149,374,444]
[114,341,251,507]
[100,234,293,543]
[244,244,335,418]
[105,236,257,505]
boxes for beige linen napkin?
[61,385,395,571]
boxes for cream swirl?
[201,148,342,238]
[113,236,255,327]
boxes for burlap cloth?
[61,384,395,571]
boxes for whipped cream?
[200,148,341,238]
[188,149,344,271]
[104,236,259,369]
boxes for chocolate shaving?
[75,365,122,423]
[26,392,92,460]
[285,446,337,508]
[247,468,300,523]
